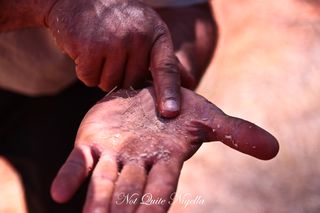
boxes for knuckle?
[118,30,153,47]
[154,59,179,76]
[121,33,134,46]
[153,23,169,38]
[152,23,170,44]
[92,173,116,183]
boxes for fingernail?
[164,99,178,112]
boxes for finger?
[150,24,181,118]
[75,53,104,87]
[137,160,183,213]
[51,145,95,203]
[111,162,147,213]
[83,155,118,213]
[214,114,279,160]
[99,51,127,92]
[188,113,279,160]
[122,37,151,89]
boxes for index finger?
[51,145,95,203]
[150,23,181,118]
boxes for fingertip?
[257,130,280,160]
[271,136,280,159]
[213,114,280,160]
[50,179,70,203]
[75,65,101,88]
[160,98,180,118]
[74,53,105,88]
[238,123,280,160]
[98,84,110,92]
[156,86,181,118]
[83,80,99,88]
[50,146,95,203]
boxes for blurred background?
[171,0,320,212]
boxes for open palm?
[51,87,279,213]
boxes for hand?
[46,0,181,117]
[50,87,279,213]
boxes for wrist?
[0,0,58,31]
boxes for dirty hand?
[51,87,279,213]
[46,0,181,117]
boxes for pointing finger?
[150,24,181,118]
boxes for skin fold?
[51,87,279,213]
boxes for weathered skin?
[51,87,278,213]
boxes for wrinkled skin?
[51,87,279,213]
[46,0,182,117]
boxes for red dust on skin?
[51,87,279,213]
[96,87,279,160]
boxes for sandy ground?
[171,1,320,213]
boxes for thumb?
[188,114,279,160]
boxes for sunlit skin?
[51,87,279,213]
